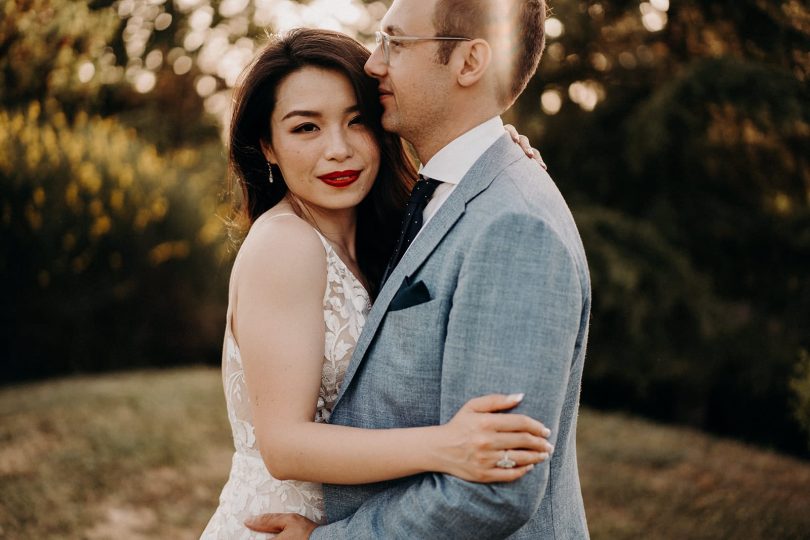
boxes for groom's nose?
[365,46,387,79]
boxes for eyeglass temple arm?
[389,36,471,42]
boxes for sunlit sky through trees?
[111,0,672,129]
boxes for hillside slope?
[0,368,808,539]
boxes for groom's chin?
[380,110,400,133]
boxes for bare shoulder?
[236,213,327,293]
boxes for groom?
[250,0,591,537]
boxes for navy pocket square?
[389,278,432,312]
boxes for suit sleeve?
[311,211,584,539]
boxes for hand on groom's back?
[245,512,317,539]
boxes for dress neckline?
[314,230,371,300]
[225,212,370,349]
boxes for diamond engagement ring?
[496,451,517,469]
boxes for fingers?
[469,431,554,456]
[462,446,552,484]
[484,447,554,483]
[481,463,537,483]
[490,431,554,453]
[507,127,533,157]
[505,124,546,164]
[483,412,551,438]
[245,513,286,532]
[514,449,550,466]
[504,123,519,140]
[518,135,533,156]
[532,148,548,170]
[494,449,550,468]
[463,393,524,413]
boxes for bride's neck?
[284,196,357,258]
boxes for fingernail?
[528,149,535,157]
[539,452,550,461]
[508,393,525,403]
[543,428,551,437]
[548,444,555,453]
[527,464,535,471]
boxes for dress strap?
[311,229,333,256]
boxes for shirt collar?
[418,116,504,185]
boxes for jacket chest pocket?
[371,298,449,418]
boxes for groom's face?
[364,0,454,142]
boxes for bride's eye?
[293,123,318,133]
[349,115,365,126]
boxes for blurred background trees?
[513,0,809,454]
[0,0,230,378]
[1,0,808,455]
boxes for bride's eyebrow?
[282,105,360,121]
[282,110,320,121]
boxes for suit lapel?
[334,134,524,406]
[333,195,464,406]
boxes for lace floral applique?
[201,229,370,539]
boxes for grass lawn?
[1,368,808,539]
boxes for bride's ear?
[260,138,277,164]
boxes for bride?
[201,28,552,539]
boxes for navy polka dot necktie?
[382,176,442,284]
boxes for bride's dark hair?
[229,28,416,296]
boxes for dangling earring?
[267,161,274,184]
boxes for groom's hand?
[244,513,317,539]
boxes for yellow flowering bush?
[0,103,231,379]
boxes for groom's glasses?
[374,30,471,65]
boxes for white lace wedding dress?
[201,214,371,539]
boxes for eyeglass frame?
[374,30,472,65]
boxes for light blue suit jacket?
[312,134,591,539]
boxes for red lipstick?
[317,170,361,188]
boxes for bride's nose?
[323,128,353,161]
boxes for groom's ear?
[455,39,492,88]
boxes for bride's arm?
[234,217,552,485]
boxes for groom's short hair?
[433,0,546,107]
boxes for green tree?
[0,0,119,111]
[0,0,229,381]
[512,0,810,453]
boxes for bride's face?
[262,66,381,214]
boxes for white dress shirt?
[418,116,505,233]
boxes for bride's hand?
[435,393,553,483]
[505,124,547,170]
